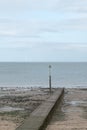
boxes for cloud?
[0,0,87,12]
[0,30,17,37]
[55,0,87,12]
[69,44,87,50]
[0,0,87,39]
[0,41,37,49]
[0,0,60,11]
[0,0,87,61]
[42,43,87,51]
[40,20,87,33]
[0,42,87,62]
[0,18,41,38]
[1,14,87,40]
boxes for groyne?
[16,88,64,130]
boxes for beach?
[46,88,87,130]
[0,87,87,130]
[0,87,54,130]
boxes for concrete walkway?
[16,88,64,130]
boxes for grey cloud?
[0,18,41,37]
[0,18,87,39]
[0,0,87,13]
[0,0,60,11]
[57,0,87,12]
[40,20,87,33]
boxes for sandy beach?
[0,87,53,130]
[0,87,87,130]
[46,88,87,130]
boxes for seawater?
[0,62,87,88]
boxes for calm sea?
[0,62,87,88]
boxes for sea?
[0,62,87,88]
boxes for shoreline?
[0,85,87,88]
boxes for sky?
[0,0,87,62]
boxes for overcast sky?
[0,0,87,62]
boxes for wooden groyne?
[16,88,64,130]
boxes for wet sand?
[46,88,87,130]
[0,87,53,130]
[0,119,16,130]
